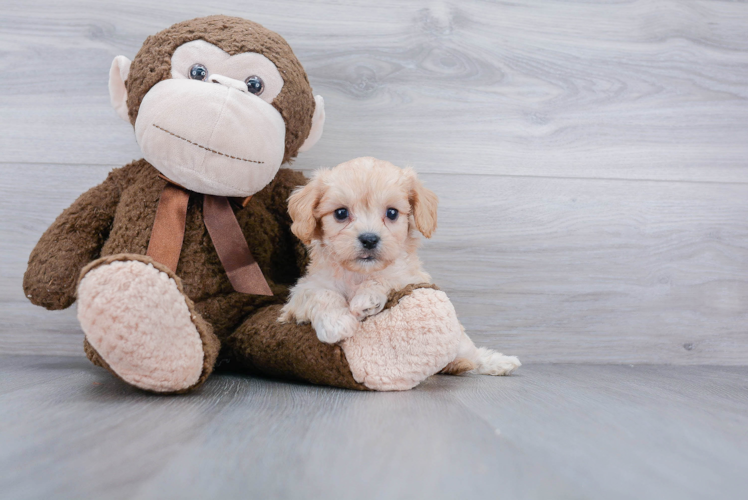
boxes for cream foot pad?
[77,259,204,392]
[342,288,463,391]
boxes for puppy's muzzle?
[358,233,380,250]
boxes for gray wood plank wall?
[1,0,747,364]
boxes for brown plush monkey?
[24,16,463,393]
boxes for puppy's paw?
[313,312,359,344]
[474,347,521,376]
[349,291,387,321]
[277,306,293,323]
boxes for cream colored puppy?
[279,157,520,376]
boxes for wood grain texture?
[3,164,747,363]
[0,0,747,181]
[3,4,747,499]
[1,356,746,500]
[2,0,748,364]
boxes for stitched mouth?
[152,124,264,165]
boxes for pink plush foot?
[77,259,204,392]
[342,288,463,391]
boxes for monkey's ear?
[108,55,132,123]
[298,95,325,153]
[405,168,439,238]
[288,173,325,245]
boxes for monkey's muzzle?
[134,79,286,197]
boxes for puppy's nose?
[358,233,380,250]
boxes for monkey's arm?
[23,169,124,310]
[262,168,310,278]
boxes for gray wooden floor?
[2,1,748,498]
[1,355,747,500]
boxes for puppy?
[279,157,520,376]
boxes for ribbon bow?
[146,180,273,296]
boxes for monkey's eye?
[245,75,264,95]
[189,64,208,81]
[333,208,349,222]
[386,208,399,221]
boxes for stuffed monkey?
[23,16,463,393]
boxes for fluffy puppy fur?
[280,157,520,376]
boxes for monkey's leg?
[221,304,370,391]
[222,285,464,392]
[77,254,220,393]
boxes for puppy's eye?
[189,63,208,81]
[386,208,399,221]
[333,208,349,221]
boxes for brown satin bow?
[146,179,273,296]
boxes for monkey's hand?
[23,168,123,310]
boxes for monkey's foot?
[343,287,463,391]
[77,254,218,393]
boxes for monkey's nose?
[358,233,380,250]
[208,74,248,93]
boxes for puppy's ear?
[288,173,324,245]
[405,168,438,238]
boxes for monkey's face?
[109,17,325,197]
[134,41,287,197]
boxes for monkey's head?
[108,16,324,197]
